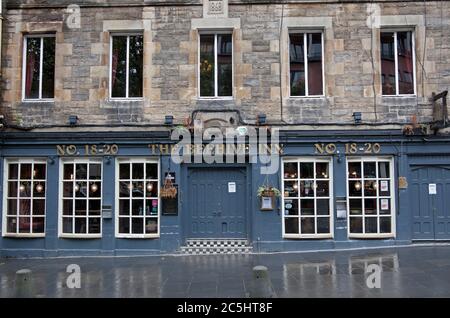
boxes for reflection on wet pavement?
[1,246,450,298]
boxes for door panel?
[187,167,247,239]
[411,166,450,240]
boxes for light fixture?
[293,183,298,190]
[146,183,154,192]
[19,184,26,192]
[354,181,362,191]
[68,115,78,126]
[257,114,267,125]
[128,183,134,191]
[74,183,80,192]
[353,112,362,124]
[372,182,378,190]
[91,183,98,193]
[165,115,174,126]
[35,183,44,193]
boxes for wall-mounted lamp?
[336,150,343,163]
[257,114,267,125]
[68,115,78,126]
[165,115,174,126]
[47,156,56,165]
[104,156,112,165]
[353,112,362,124]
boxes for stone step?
[180,239,253,255]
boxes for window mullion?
[126,36,130,99]
[39,37,44,100]
[394,32,399,95]
[214,34,218,98]
[304,34,309,97]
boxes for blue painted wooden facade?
[0,129,449,257]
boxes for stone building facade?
[0,0,449,257]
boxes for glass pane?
[75,200,87,215]
[132,218,144,234]
[42,37,55,99]
[381,32,396,95]
[63,182,73,197]
[63,199,73,216]
[120,163,130,179]
[300,181,315,197]
[317,217,330,234]
[21,164,32,179]
[119,199,130,216]
[316,181,329,197]
[145,218,158,234]
[316,163,329,179]
[89,164,102,180]
[145,181,158,198]
[365,217,378,233]
[89,183,101,198]
[8,182,18,197]
[19,182,32,197]
[9,164,19,179]
[349,199,363,215]
[120,182,131,197]
[132,182,144,197]
[34,164,46,180]
[284,199,299,216]
[19,217,30,233]
[300,199,314,215]
[284,162,298,179]
[348,162,361,178]
[119,218,130,234]
[307,33,323,95]
[33,199,45,215]
[7,217,17,233]
[132,163,144,179]
[365,199,377,215]
[88,218,101,234]
[33,182,45,197]
[32,217,45,233]
[64,164,74,180]
[379,198,391,215]
[317,199,329,215]
[76,164,88,180]
[289,33,305,96]
[301,217,315,234]
[378,162,390,178]
[146,164,158,180]
[217,34,232,97]
[349,181,362,196]
[200,34,215,97]
[25,37,41,99]
[380,217,392,233]
[397,31,414,95]
[19,200,31,215]
[284,181,299,197]
[364,180,378,197]
[111,36,127,98]
[364,162,376,178]
[89,200,101,215]
[350,217,363,233]
[132,200,144,216]
[128,35,143,98]
[285,218,299,234]
[7,199,17,215]
[76,182,87,198]
[75,218,87,234]
[146,199,159,216]
[63,218,73,234]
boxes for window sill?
[2,233,45,238]
[116,234,160,239]
[198,97,233,101]
[381,94,416,98]
[108,98,144,102]
[348,234,395,239]
[59,234,102,239]
[288,95,325,99]
[22,99,55,103]
[283,234,334,240]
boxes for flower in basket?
[257,186,281,198]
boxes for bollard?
[248,265,276,298]
[15,269,34,298]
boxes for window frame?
[288,30,325,98]
[115,157,161,239]
[346,156,396,239]
[109,33,144,101]
[380,29,416,97]
[58,158,103,239]
[2,159,48,238]
[281,157,334,239]
[21,34,56,102]
[198,30,234,100]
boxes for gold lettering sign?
[314,143,382,155]
[56,144,119,156]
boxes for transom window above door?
[110,34,144,99]
[199,33,233,98]
[282,158,333,238]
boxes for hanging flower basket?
[160,178,177,199]
[257,186,281,211]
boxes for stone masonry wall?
[1,1,449,128]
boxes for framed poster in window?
[162,185,178,216]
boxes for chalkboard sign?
[162,185,178,216]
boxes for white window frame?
[198,31,234,100]
[109,33,144,101]
[346,156,396,239]
[282,157,334,239]
[380,29,416,97]
[22,34,56,102]
[2,159,47,238]
[288,31,325,98]
[115,158,160,239]
[58,158,103,239]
